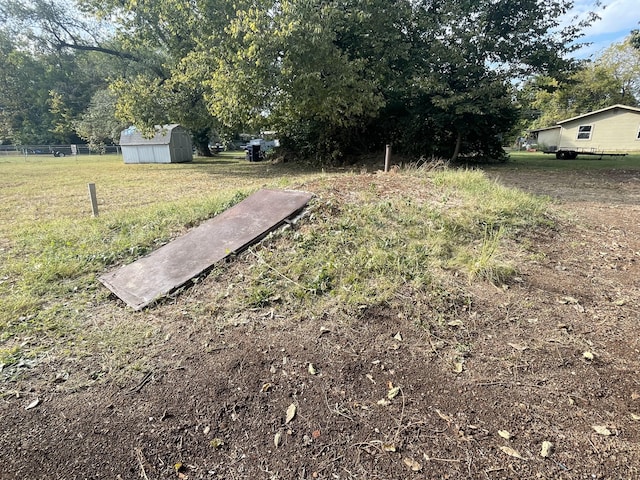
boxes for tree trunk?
[192,128,212,157]
[450,130,462,162]
[195,139,212,157]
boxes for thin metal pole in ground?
[384,144,392,172]
[88,183,99,217]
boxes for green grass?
[0,153,321,371]
[0,153,550,382]
[233,168,549,319]
[506,150,640,171]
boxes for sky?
[569,0,640,58]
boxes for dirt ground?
[1,166,640,479]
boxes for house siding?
[558,109,640,152]
[536,128,561,150]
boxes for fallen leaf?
[308,363,317,375]
[285,403,297,424]
[274,431,282,448]
[53,371,69,383]
[592,425,612,436]
[25,398,40,410]
[499,446,524,460]
[582,351,595,361]
[631,413,640,421]
[312,429,321,439]
[388,386,400,399]
[394,332,403,341]
[540,441,553,458]
[403,457,422,471]
[260,383,272,393]
[508,343,528,352]
[382,442,396,452]
[435,409,452,422]
[498,430,511,440]
[453,359,464,374]
[559,296,579,304]
[447,320,464,327]
[209,438,224,448]
[377,399,391,406]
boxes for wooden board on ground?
[99,189,313,310]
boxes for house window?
[637,125,640,140]
[577,125,592,140]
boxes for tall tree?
[596,38,640,102]
[74,89,127,149]
[1,0,597,161]
[520,35,640,131]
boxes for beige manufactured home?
[530,104,640,154]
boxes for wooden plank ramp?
[99,189,313,310]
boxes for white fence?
[0,144,122,156]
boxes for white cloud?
[580,0,640,36]
[565,0,639,58]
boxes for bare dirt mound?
[1,168,639,479]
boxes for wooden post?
[88,183,99,217]
[384,144,392,172]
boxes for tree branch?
[56,41,166,79]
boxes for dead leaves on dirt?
[24,398,40,410]
[387,384,401,400]
[285,403,297,424]
[540,441,554,458]
[499,445,525,460]
[592,425,614,436]
[403,457,422,471]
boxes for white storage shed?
[120,124,193,164]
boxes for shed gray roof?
[120,124,183,146]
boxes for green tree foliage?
[74,89,127,149]
[0,0,132,145]
[597,38,640,101]
[78,0,229,155]
[631,30,640,50]
[0,33,54,144]
[521,35,640,131]
[2,0,595,161]
[200,0,590,161]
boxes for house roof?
[556,104,640,125]
[120,124,182,146]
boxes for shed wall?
[122,145,173,164]
[558,110,640,152]
[120,124,193,164]
[168,131,193,163]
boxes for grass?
[0,152,550,384]
[506,150,640,171]
[228,168,549,320]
